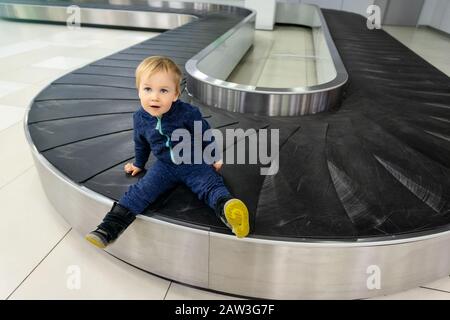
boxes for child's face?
[138,70,179,117]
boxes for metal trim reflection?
[0,2,198,29]
[186,3,349,116]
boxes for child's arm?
[212,159,223,171]
[124,162,142,176]
[125,113,151,176]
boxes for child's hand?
[124,163,142,176]
[213,160,223,172]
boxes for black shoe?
[85,229,110,249]
[85,202,136,249]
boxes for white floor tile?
[0,80,27,98]
[0,66,65,85]
[243,33,274,63]
[304,31,315,56]
[0,20,64,46]
[306,59,318,86]
[0,105,25,131]
[0,46,80,73]
[51,28,158,50]
[9,230,170,300]
[257,56,308,88]
[0,82,50,108]
[165,283,242,300]
[32,56,91,70]
[0,22,159,73]
[2,45,113,70]
[229,26,315,87]
[0,40,50,59]
[39,31,103,48]
[0,167,71,299]
[421,276,450,293]
[0,123,34,189]
[227,60,265,86]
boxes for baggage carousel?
[1,0,449,299]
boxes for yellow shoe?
[84,230,108,249]
[223,199,250,238]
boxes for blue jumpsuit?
[119,100,232,215]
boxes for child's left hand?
[213,160,223,172]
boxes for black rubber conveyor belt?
[23,5,450,241]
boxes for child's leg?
[85,202,135,248]
[179,164,231,210]
[86,160,179,248]
[180,164,250,238]
[119,160,179,215]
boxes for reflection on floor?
[0,17,449,300]
[227,25,318,87]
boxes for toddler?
[85,56,250,248]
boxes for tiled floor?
[0,17,449,300]
[228,26,318,87]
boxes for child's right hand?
[124,163,142,176]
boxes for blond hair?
[135,56,182,94]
